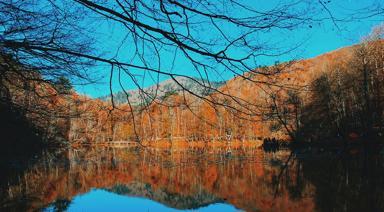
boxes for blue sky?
[73,0,384,98]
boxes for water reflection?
[1,146,384,211]
[45,189,237,212]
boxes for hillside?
[69,40,384,143]
[214,41,383,141]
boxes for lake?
[1,145,384,211]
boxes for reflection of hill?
[1,148,315,211]
[108,182,223,210]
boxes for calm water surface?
[1,146,384,211]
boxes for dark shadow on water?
[299,145,384,211]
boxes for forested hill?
[99,76,225,105]
[69,40,384,144]
[3,40,383,147]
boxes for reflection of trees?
[271,151,310,203]
[6,147,384,211]
[1,148,314,211]
[52,198,72,212]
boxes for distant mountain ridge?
[99,76,225,105]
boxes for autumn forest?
[1,0,384,211]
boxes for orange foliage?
[67,42,382,144]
